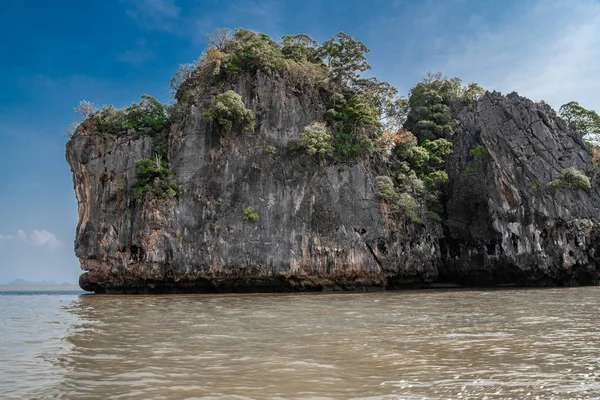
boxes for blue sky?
[1,0,599,284]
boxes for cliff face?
[443,92,600,286]
[66,76,600,293]
[67,73,440,293]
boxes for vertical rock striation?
[443,92,600,286]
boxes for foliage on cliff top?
[405,72,484,142]
[71,95,174,158]
[172,29,375,98]
[173,30,481,166]
[559,101,600,145]
[173,28,405,160]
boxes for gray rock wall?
[66,75,600,293]
[67,72,440,293]
[443,92,600,286]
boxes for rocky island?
[66,29,600,293]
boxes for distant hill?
[6,279,74,286]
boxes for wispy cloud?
[226,0,283,33]
[439,0,600,111]
[0,234,13,241]
[117,38,156,66]
[18,229,62,250]
[123,0,284,43]
[125,0,181,33]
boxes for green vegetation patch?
[291,122,334,164]
[375,176,399,201]
[405,73,484,142]
[549,167,591,191]
[242,206,259,222]
[72,95,174,158]
[201,90,256,136]
[133,158,179,203]
[469,144,489,158]
[398,193,422,224]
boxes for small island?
[66,29,600,293]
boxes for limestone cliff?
[443,92,600,285]
[67,73,440,293]
[66,78,600,293]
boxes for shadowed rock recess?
[66,75,600,293]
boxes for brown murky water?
[1,287,599,399]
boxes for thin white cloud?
[440,0,600,111]
[18,229,62,250]
[125,0,181,33]
[117,39,155,66]
[0,234,13,241]
[227,0,283,32]
[123,0,283,43]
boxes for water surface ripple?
[1,287,599,399]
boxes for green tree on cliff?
[317,32,371,87]
[404,72,485,142]
[281,34,320,63]
[559,101,600,144]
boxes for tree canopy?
[559,101,600,144]
[317,32,371,87]
[404,73,485,142]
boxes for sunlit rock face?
[67,76,600,294]
[66,72,440,294]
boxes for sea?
[0,285,599,399]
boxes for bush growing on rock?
[383,127,452,221]
[549,167,591,191]
[202,90,256,136]
[325,95,382,159]
[424,170,449,192]
[375,176,399,201]
[559,101,600,144]
[469,144,489,158]
[375,129,414,154]
[292,122,334,164]
[317,32,371,87]
[404,72,484,142]
[223,29,287,75]
[420,138,453,171]
[398,192,421,223]
[281,34,320,63]
[284,60,327,91]
[87,95,171,138]
[408,146,430,171]
[96,105,127,135]
[133,158,179,203]
[71,95,174,158]
[74,100,99,118]
[122,95,170,135]
[242,206,259,222]
[266,145,277,155]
